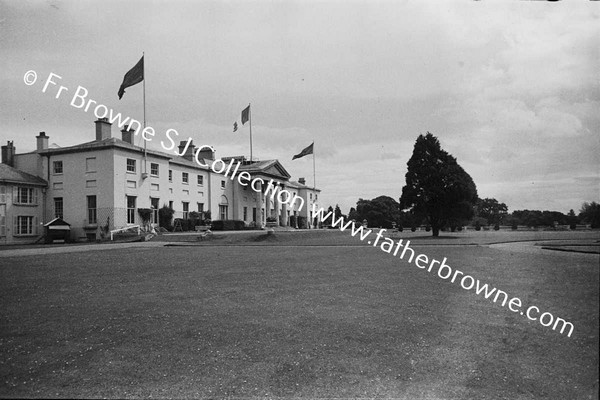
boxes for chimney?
[197,146,215,161]
[121,125,134,145]
[298,177,306,185]
[178,140,197,161]
[1,141,15,167]
[95,118,112,141]
[36,132,49,151]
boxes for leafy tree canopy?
[355,196,401,228]
[476,198,508,225]
[579,201,600,228]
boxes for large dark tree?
[400,133,478,236]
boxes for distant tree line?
[318,198,599,232]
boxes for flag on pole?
[118,56,144,99]
[241,105,250,125]
[233,122,238,132]
[292,142,314,160]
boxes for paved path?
[0,241,164,258]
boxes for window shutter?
[13,186,18,204]
[34,216,38,235]
[13,216,17,235]
[33,188,38,205]
[0,215,5,236]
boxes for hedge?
[211,220,246,231]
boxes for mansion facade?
[0,118,320,244]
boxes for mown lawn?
[0,233,598,398]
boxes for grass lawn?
[0,231,598,398]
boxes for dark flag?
[292,142,314,160]
[241,105,250,125]
[118,56,144,99]
[233,122,238,132]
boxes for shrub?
[211,220,246,231]
[475,220,481,231]
[202,210,212,225]
[569,222,577,230]
[298,216,307,229]
[494,223,500,231]
[158,205,175,231]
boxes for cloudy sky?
[1,0,598,214]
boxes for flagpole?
[249,103,253,162]
[312,140,316,191]
[142,52,147,173]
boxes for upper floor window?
[221,180,226,189]
[197,175,204,185]
[14,187,37,205]
[126,158,136,173]
[150,163,159,177]
[169,170,173,182]
[182,172,189,184]
[86,157,96,172]
[53,161,63,174]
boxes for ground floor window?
[219,205,228,220]
[252,207,257,222]
[87,195,97,224]
[127,196,136,224]
[182,202,189,220]
[150,197,160,224]
[15,216,34,235]
[54,197,63,219]
[243,206,248,222]
[0,205,6,236]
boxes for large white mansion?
[0,118,320,244]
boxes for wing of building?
[0,118,320,244]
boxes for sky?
[1,0,599,214]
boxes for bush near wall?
[211,220,246,231]
[297,216,307,229]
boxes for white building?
[0,159,47,245]
[0,119,320,243]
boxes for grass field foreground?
[0,230,598,398]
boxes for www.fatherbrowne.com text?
[311,205,575,338]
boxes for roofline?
[168,157,211,171]
[0,178,47,187]
[37,141,172,159]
